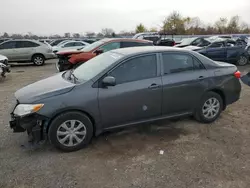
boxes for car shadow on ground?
[25,118,192,155]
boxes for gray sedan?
[9,46,241,151]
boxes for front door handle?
[148,83,161,89]
[197,76,205,80]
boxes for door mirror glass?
[102,76,116,87]
[95,49,104,55]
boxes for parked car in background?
[175,37,210,48]
[50,39,69,46]
[10,46,241,151]
[56,38,153,71]
[192,39,250,66]
[0,39,55,65]
[39,39,53,44]
[0,38,11,44]
[155,38,176,46]
[52,41,89,53]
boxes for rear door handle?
[148,83,161,89]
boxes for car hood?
[174,44,189,48]
[183,45,203,51]
[57,49,84,56]
[15,72,75,103]
[68,52,96,64]
[0,54,8,61]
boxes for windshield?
[81,40,105,52]
[73,51,123,82]
[179,38,197,45]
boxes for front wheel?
[236,55,249,66]
[32,54,45,66]
[194,92,223,123]
[48,111,93,152]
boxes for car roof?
[111,46,192,56]
[100,38,152,43]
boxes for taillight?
[234,71,241,78]
[173,41,176,46]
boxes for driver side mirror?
[95,49,104,55]
[102,76,116,87]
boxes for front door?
[160,52,209,115]
[98,54,162,128]
[206,42,226,61]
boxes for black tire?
[32,54,45,66]
[236,55,249,66]
[48,111,93,152]
[194,91,223,123]
[55,61,64,72]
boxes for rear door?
[98,54,162,128]
[15,41,39,61]
[206,42,227,61]
[160,52,209,115]
[0,41,17,61]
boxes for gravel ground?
[1,60,250,188]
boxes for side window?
[162,54,194,74]
[226,41,235,47]
[192,38,202,45]
[74,42,85,46]
[209,42,224,48]
[109,54,157,84]
[64,42,75,47]
[99,42,120,52]
[19,41,40,48]
[0,41,16,49]
[193,57,205,70]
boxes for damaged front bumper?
[9,113,49,143]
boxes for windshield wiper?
[67,69,78,83]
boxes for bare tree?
[101,28,115,37]
[227,16,240,33]
[86,32,96,38]
[64,33,71,38]
[3,32,9,38]
[162,11,186,34]
[73,33,80,38]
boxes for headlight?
[13,104,44,117]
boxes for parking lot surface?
[1,60,250,188]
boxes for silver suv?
[0,39,56,66]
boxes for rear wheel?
[48,111,93,152]
[194,92,223,123]
[236,55,248,66]
[32,54,45,66]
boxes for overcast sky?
[0,0,249,35]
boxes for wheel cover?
[202,97,220,119]
[237,56,247,66]
[56,120,86,147]
[34,57,44,65]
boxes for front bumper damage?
[9,112,49,147]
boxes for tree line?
[1,11,249,39]
[136,11,250,35]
